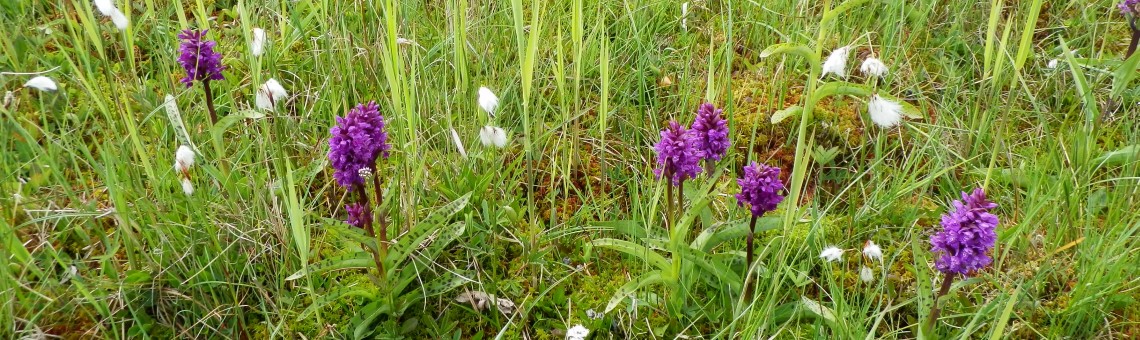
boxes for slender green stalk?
[1128,18,1140,58]
[202,80,218,124]
[926,273,957,333]
[783,0,832,231]
[355,184,385,280]
[744,215,758,299]
[373,175,388,261]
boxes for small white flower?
[863,240,883,261]
[821,46,851,79]
[681,2,689,30]
[479,126,508,148]
[174,145,195,173]
[110,8,128,30]
[1046,59,1059,69]
[23,76,58,91]
[819,246,844,262]
[251,28,267,57]
[93,0,116,16]
[859,266,874,282]
[396,37,419,47]
[451,128,467,158]
[181,177,194,195]
[3,91,14,108]
[566,324,589,340]
[255,78,288,111]
[477,87,499,118]
[867,94,903,128]
[859,57,888,78]
[357,167,373,179]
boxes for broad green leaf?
[284,158,310,269]
[810,81,872,105]
[591,238,670,271]
[982,0,1005,77]
[1012,0,1044,72]
[692,217,781,252]
[798,296,837,322]
[1060,38,1101,125]
[388,193,471,263]
[1093,145,1140,167]
[770,106,802,124]
[592,220,648,239]
[391,222,467,294]
[1113,46,1140,98]
[810,82,924,119]
[321,218,379,250]
[670,176,719,247]
[676,245,741,291]
[351,299,392,339]
[989,286,1021,340]
[821,0,870,27]
[286,252,374,281]
[605,270,666,313]
[210,109,266,144]
[759,43,820,74]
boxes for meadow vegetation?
[2,0,1140,338]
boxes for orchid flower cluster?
[166,26,289,196]
[652,102,786,297]
[653,103,730,185]
[926,188,999,326]
[328,101,392,276]
[653,102,731,230]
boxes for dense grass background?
[2,0,1139,338]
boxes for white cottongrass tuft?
[23,76,58,91]
[478,87,499,118]
[867,94,903,128]
[860,266,874,283]
[181,178,194,196]
[451,128,468,158]
[479,126,508,148]
[110,8,128,30]
[819,246,844,262]
[94,0,116,16]
[174,145,195,174]
[3,91,14,109]
[93,0,127,30]
[1046,59,1059,69]
[255,78,288,111]
[820,46,851,79]
[681,2,689,30]
[251,28,267,57]
[863,240,883,261]
[859,57,888,78]
[565,324,589,340]
[396,37,420,47]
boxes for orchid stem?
[925,273,956,334]
[202,80,218,125]
[744,215,758,299]
[372,175,388,263]
[355,184,385,280]
[1128,18,1139,59]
